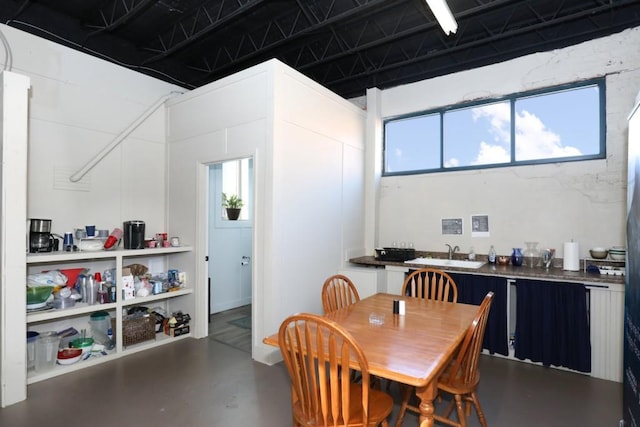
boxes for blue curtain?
[514,279,591,373]
[450,273,509,356]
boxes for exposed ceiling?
[1,0,639,99]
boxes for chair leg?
[394,384,413,427]
[468,392,487,427]
[453,394,467,427]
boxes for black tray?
[375,247,415,262]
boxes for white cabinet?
[25,246,194,384]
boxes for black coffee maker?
[123,220,145,249]
[29,218,58,253]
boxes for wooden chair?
[395,292,494,427]
[401,268,458,303]
[321,274,360,313]
[278,313,394,427]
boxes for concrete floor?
[0,337,623,427]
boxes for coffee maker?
[123,220,145,249]
[29,218,58,253]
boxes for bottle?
[97,281,109,304]
[488,245,496,264]
[108,282,117,303]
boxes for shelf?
[583,257,626,273]
[27,302,117,323]
[23,244,195,387]
[27,350,117,384]
[25,290,195,321]
[121,288,193,307]
[26,333,192,384]
[584,256,625,263]
[121,332,191,355]
[26,245,193,264]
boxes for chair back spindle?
[402,268,458,303]
[322,274,360,313]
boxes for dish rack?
[112,313,156,347]
[583,257,625,275]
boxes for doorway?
[208,158,253,337]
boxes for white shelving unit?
[26,245,194,384]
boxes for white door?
[208,160,253,314]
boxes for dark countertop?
[348,255,625,287]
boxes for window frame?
[382,78,606,176]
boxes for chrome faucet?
[446,244,459,260]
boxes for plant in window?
[222,193,244,220]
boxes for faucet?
[446,244,459,260]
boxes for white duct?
[70,90,183,183]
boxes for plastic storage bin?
[26,331,39,371]
[89,311,111,345]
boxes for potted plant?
[222,193,243,220]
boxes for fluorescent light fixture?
[425,0,458,35]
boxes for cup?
[156,232,167,241]
[368,312,385,326]
[98,229,109,238]
[162,240,171,248]
[170,237,180,247]
[35,332,61,373]
[75,229,87,240]
[85,225,96,237]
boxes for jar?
[523,242,540,268]
[89,311,111,345]
[511,248,524,266]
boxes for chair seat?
[438,367,480,395]
[293,382,394,427]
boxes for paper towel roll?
[563,241,580,271]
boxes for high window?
[383,79,605,175]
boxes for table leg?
[414,381,437,427]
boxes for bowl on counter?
[497,256,510,265]
[609,246,626,261]
[589,248,608,259]
[26,286,54,309]
[57,348,82,365]
[70,337,94,354]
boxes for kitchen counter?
[348,255,625,286]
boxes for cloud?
[470,103,581,163]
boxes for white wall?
[166,60,366,364]
[369,27,640,260]
[0,25,183,235]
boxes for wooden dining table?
[263,292,479,427]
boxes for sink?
[404,257,486,269]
